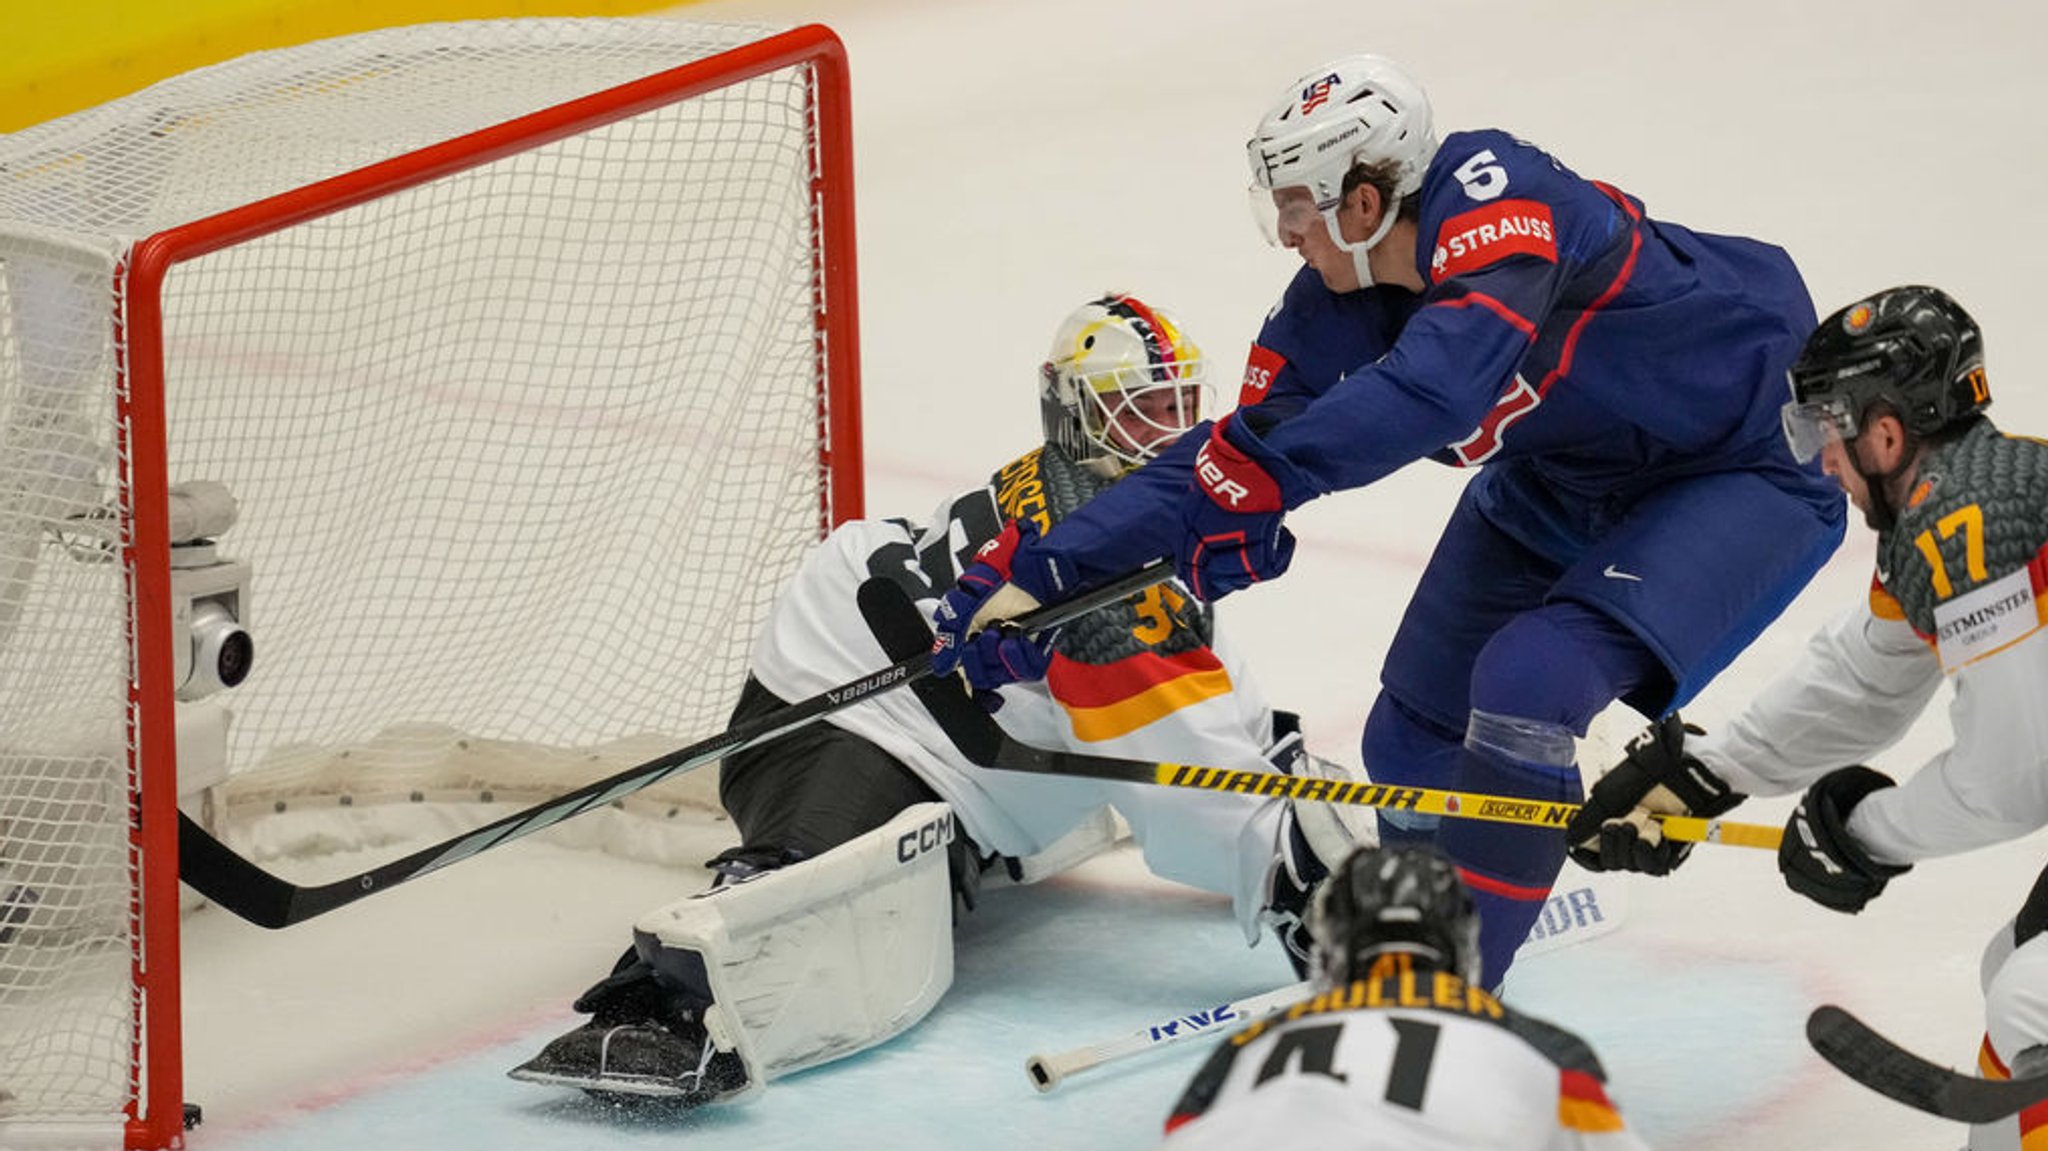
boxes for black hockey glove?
[1779,765,1912,914]
[1565,713,1744,876]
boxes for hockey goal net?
[0,19,860,1149]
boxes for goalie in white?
[1159,844,1651,1150]
[507,293,1373,1107]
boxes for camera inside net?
[171,543,252,701]
[168,482,252,701]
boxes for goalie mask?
[1039,294,1206,471]
[1781,285,1988,464]
[1246,55,1438,286]
[1307,846,1481,987]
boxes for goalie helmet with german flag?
[1039,293,1207,473]
[1781,285,1989,465]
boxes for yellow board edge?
[4,0,698,133]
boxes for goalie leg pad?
[633,800,958,1084]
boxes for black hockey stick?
[1807,1005,2048,1122]
[180,560,1171,929]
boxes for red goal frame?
[111,25,861,1148]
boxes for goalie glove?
[1565,713,1744,876]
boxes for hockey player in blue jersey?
[930,54,1845,990]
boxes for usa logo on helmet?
[1300,75,1340,114]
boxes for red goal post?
[0,20,860,1149]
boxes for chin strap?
[1325,202,1401,288]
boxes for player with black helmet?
[1779,285,1990,530]
[1158,845,1651,1149]
[1569,286,2048,1146]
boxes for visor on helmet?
[1780,393,1860,464]
[1248,184,1340,249]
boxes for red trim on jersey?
[1240,343,1287,407]
[1527,191,1642,402]
[1435,290,1538,339]
[1455,865,1553,902]
[1439,180,1646,465]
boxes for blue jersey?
[1256,128,1825,504]
[1023,128,1833,590]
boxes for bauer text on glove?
[1178,414,1302,602]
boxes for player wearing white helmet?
[1243,55,1437,291]
[1040,294,1206,473]
[931,51,1844,996]
[508,293,1372,1108]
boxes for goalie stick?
[1807,1005,2048,1123]
[853,574,1779,852]
[179,560,1171,929]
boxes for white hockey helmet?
[1246,55,1438,284]
[1039,294,1207,471]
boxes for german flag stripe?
[2023,1098,2048,1151]
[1045,646,1223,708]
[1048,650,1234,743]
[1558,1068,1624,1132]
[1982,1033,2010,1079]
[1100,293,1181,374]
[1868,573,1908,621]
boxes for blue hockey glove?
[948,620,1060,711]
[929,518,1059,708]
[1178,415,1296,602]
[1779,765,1911,913]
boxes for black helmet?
[1782,285,1988,462]
[1306,846,1481,986]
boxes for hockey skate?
[508,956,748,1108]
[508,1016,747,1107]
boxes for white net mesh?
[0,19,851,1143]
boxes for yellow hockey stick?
[853,575,1784,852]
[1005,749,1780,850]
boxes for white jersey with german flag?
[1693,420,2048,865]
[1159,956,1648,1151]
[747,443,1284,934]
